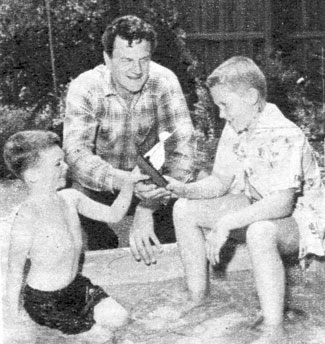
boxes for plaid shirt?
[63,62,195,192]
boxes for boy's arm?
[218,188,296,229]
[6,204,35,321]
[73,168,148,223]
[165,172,234,199]
[206,188,297,264]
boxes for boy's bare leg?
[173,194,250,307]
[247,218,299,343]
[77,298,128,343]
[173,198,209,306]
[94,297,129,327]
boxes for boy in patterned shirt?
[166,56,325,343]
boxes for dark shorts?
[23,275,109,335]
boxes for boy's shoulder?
[58,188,83,203]
[11,198,41,231]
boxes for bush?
[0,0,119,109]
[257,52,324,165]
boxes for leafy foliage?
[0,0,119,109]
[0,0,198,111]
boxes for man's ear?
[103,51,111,68]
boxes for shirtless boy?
[166,56,325,343]
[3,130,147,343]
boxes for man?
[166,56,325,343]
[63,15,195,262]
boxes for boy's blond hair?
[206,56,267,111]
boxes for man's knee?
[246,221,278,249]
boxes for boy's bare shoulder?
[12,199,40,230]
[58,188,83,203]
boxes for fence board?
[119,0,325,77]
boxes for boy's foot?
[249,307,307,329]
[248,313,264,330]
[250,323,285,344]
[284,307,307,323]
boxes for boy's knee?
[94,297,129,328]
[173,198,194,223]
[173,198,188,215]
[246,221,277,248]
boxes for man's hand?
[130,166,150,184]
[129,206,163,265]
[205,216,235,265]
[134,181,171,201]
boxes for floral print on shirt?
[213,103,325,260]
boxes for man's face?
[106,36,151,94]
[210,85,255,133]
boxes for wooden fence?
[119,0,325,77]
[180,0,325,75]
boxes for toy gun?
[136,154,168,188]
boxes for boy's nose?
[219,110,225,119]
[62,161,69,172]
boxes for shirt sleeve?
[157,73,196,182]
[212,124,239,177]
[63,79,115,192]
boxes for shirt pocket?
[134,108,156,146]
[96,118,119,151]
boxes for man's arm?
[64,79,131,192]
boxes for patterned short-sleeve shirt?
[213,103,325,259]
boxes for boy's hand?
[134,180,171,201]
[164,176,187,198]
[205,216,235,265]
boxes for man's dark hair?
[3,130,60,179]
[102,15,157,57]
